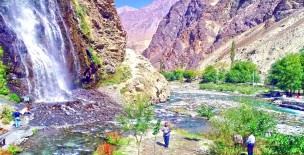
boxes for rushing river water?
[20,86,304,154]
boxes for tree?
[202,65,217,83]
[230,41,236,67]
[183,70,197,82]
[226,61,260,83]
[173,68,184,80]
[117,96,154,155]
[152,120,161,155]
[300,51,304,92]
[268,54,303,93]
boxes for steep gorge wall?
[143,0,304,72]
[57,0,127,87]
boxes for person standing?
[12,110,21,128]
[246,133,256,155]
[161,122,171,148]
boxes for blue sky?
[114,0,154,8]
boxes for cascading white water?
[0,0,77,102]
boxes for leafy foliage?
[8,93,20,103]
[196,104,215,120]
[269,53,303,92]
[208,105,276,154]
[72,0,91,39]
[1,105,13,124]
[161,72,176,81]
[262,133,304,155]
[94,143,114,155]
[183,70,197,82]
[7,145,22,155]
[116,96,154,155]
[172,68,184,80]
[105,132,121,146]
[202,65,217,83]
[226,61,260,83]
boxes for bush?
[8,93,20,103]
[105,132,121,146]
[7,145,22,155]
[183,70,197,82]
[173,68,184,80]
[262,133,304,155]
[208,105,276,154]
[196,104,215,120]
[94,143,114,155]
[161,72,176,81]
[226,61,260,83]
[202,65,217,83]
[1,105,13,124]
[218,71,226,82]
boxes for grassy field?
[199,83,269,95]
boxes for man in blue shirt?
[161,122,171,148]
[12,110,21,128]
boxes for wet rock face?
[0,15,31,95]
[57,0,126,87]
[143,0,304,70]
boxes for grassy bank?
[199,83,269,95]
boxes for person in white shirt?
[161,122,171,148]
[246,133,256,155]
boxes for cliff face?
[143,0,304,71]
[58,0,126,87]
[118,0,179,53]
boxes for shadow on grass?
[156,142,165,147]
[184,137,200,141]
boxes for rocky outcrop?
[58,0,126,87]
[0,15,30,95]
[143,0,304,72]
[118,0,179,53]
[101,49,170,103]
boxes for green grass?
[88,47,101,65]
[72,0,91,39]
[199,83,269,95]
[100,66,131,85]
[175,129,203,140]
[1,104,13,124]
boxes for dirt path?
[122,131,212,155]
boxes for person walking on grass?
[162,122,171,148]
[246,133,256,155]
[12,109,21,128]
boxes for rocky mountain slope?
[99,49,170,103]
[117,6,137,14]
[143,0,304,74]
[118,0,179,53]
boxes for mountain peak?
[117,6,137,14]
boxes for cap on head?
[164,122,169,126]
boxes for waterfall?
[0,0,78,102]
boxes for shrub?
[202,65,217,83]
[173,68,184,80]
[105,132,120,146]
[1,105,13,124]
[262,133,304,155]
[226,61,260,83]
[95,143,114,155]
[218,71,226,82]
[196,104,215,120]
[120,87,127,94]
[8,93,20,103]
[161,72,176,81]
[0,46,4,57]
[183,70,197,82]
[208,105,276,154]
[7,145,22,155]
